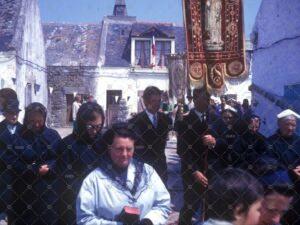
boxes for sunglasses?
[86,124,103,131]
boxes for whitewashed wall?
[16,0,47,118]
[224,76,252,103]
[252,0,300,96]
[0,52,16,89]
[95,67,169,113]
[251,0,300,135]
[252,92,282,136]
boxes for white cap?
[224,104,238,114]
[210,96,220,104]
[277,109,300,120]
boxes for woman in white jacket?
[76,122,171,225]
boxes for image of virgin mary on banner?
[182,0,246,92]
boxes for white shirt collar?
[145,110,157,124]
[7,124,17,135]
[194,109,206,121]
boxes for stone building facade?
[0,0,48,120]
[44,1,185,127]
[44,0,253,127]
[251,0,300,135]
[43,23,101,126]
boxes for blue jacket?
[0,120,22,211]
[76,158,171,225]
[10,127,61,225]
[267,131,300,182]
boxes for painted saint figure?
[204,0,224,51]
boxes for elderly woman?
[76,122,171,225]
[212,105,244,170]
[266,109,300,225]
[57,102,105,225]
[231,114,267,174]
[9,102,61,225]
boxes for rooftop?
[43,23,102,66]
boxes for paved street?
[166,138,182,225]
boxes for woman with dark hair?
[76,122,170,225]
[232,115,267,174]
[57,102,105,225]
[212,105,245,171]
[9,102,61,225]
[258,170,294,225]
[204,168,263,225]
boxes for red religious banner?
[182,0,246,92]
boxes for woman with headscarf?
[9,102,61,225]
[57,102,105,225]
[76,122,171,225]
[232,115,267,174]
[212,105,244,172]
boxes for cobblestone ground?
[166,137,182,225]
[0,128,182,224]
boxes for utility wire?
[0,54,101,78]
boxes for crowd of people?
[0,86,299,225]
[174,88,300,225]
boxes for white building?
[251,0,300,135]
[44,0,253,127]
[0,0,48,120]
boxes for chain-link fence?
[0,93,300,225]
[1,0,300,224]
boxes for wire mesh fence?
[0,94,299,225]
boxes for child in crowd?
[204,168,263,225]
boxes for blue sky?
[39,0,262,38]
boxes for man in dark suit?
[175,88,217,225]
[129,86,172,184]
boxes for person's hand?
[193,171,208,187]
[293,165,300,178]
[202,135,216,149]
[39,164,50,176]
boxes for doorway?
[66,94,74,124]
[106,90,122,126]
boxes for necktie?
[201,113,206,123]
[153,114,158,128]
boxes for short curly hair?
[103,122,136,146]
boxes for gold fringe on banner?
[182,0,247,94]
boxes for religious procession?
[0,0,299,225]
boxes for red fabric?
[123,206,140,215]
[152,36,156,56]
